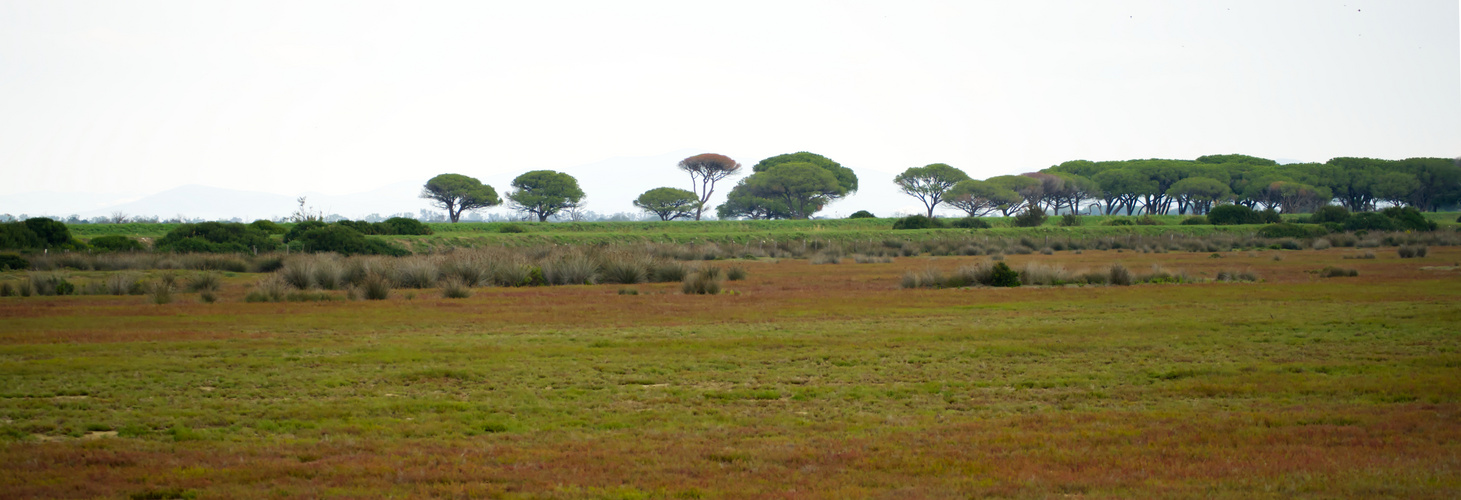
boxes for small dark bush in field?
[848,210,876,219]
[0,282,13,297]
[1397,245,1427,258]
[199,290,217,303]
[28,272,72,296]
[1318,266,1359,278]
[440,278,471,298]
[1311,238,1332,250]
[88,235,145,252]
[361,275,391,300]
[295,225,409,256]
[250,255,285,273]
[1180,216,1209,225]
[892,215,945,230]
[380,217,433,235]
[1208,205,1262,225]
[1012,208,1047,228]
[1058,214,1081,227]
[1039,247,1054,255]
[1257,223,1325,239]
[0,254,28,271]
[1260,208,1282,223]
[1108,263,1133,286]
[543,254,597,285]
[984,261,1021,287]
[725,265,748,281]
[1104,218,1134,226]
[951,217,991,229]
[810,252,841,264]
[129,487,198,500]
[1310,205,1350,224]
[618,288,639,295]
[1381,206,1438,231]
[245,276,288,303]
[1342,251,1376,260]
[186,272,221,292]
[682,268,723,295]
[498,224,526,234]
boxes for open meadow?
[2,237,1460,498]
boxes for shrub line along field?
[2,221,1460,498]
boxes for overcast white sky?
[1,1,1458,215]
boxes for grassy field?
[2,244,1460,498]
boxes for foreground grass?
[1,248,1459,498]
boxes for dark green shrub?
[1318,266,1358,278]
[681,268,723,295]
[87,235,145,252]
[282,221,327,243]
[1180,216,1209,225]
[1397,245,1427,258]
[23,218,77,247]
[1260,208,1282,223]
[1103,218,1135,226]
[984,261,1020,287]
[1380,206,1437,231]
[848,210,876,219]
[1256,223,1326,239]
[1058,214,1081,227]
[381,217,432,235]
[156,222,279,253]
[295,226,409,256]
[951,217,991,229]
[1012,208,1047,228]
[725,266,748,281]
[1310,206,1350,224]
[249,220,286,234]
[892,215,946,230]
[0,223,43,249]
[1208,205,1262,225]
[1344,212,1400,232]
[1109,263,1133,286]
[1135,215,1163,225]
[0,254,27,271]
[499,224,527,234]
[440,278,471,299]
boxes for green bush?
[283,221,327,243]
[1103,218,1135,226]
[1256,223,1327,239]
[1208,205,1262,225]
[984,261,1020,287]
[1310,206,1350,224]
[1380,206,1437,231]
[1344,212,1400,232]
[0,254,27,271]
[157,222,279,253]
[249,220,287,234]
[87,235,145,252]
[1058,214,1081,227]
[381,217,432,235]
[892,215,946,230]
[1135,215,1163,225]
[951,217,991,229]
[1,218,83,250]
[1259,208,1282,224]
[295,226,409,256]
[1180,216,1209,225]
[1012,208,1047,228]
[499,224,527,234]
[847,210,876,219]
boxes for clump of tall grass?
[853,254,894,264]
[27,272,75,296]
[543,253,597,285]
[0,282,15,297]
[810,252,841,265]
[105,272,145,295]
[440,255,489,286]
[149,281,173,305]
[245,276,289,303]
[649,260,691,283]
[1342,251,1376,260]
[1214,269,1259,282]
[1318,266,1359,278]
[199,290,218,303]
[1108,263,1133,286]
[1137,265,1197,284]
[440,277,472,299]
[360,274,391,300]
[597,254,649,285]
[393,259,440,288]
[312,260,343,290]
[280,261,315,290]
[1311,238,1332,250]
[682,267,723,295]
[724,265,748,281]
[186,272,222,292]
[1397,245,1427,258]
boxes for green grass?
[1,247,1459,497]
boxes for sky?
[1,0,1458,218]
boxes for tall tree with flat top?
[678,153,742,221]
[894,163,970,217]
[420,174,500,223]
[507,170,585,222]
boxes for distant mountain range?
[1,150,924,221]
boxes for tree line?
[899,154,1460,219]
